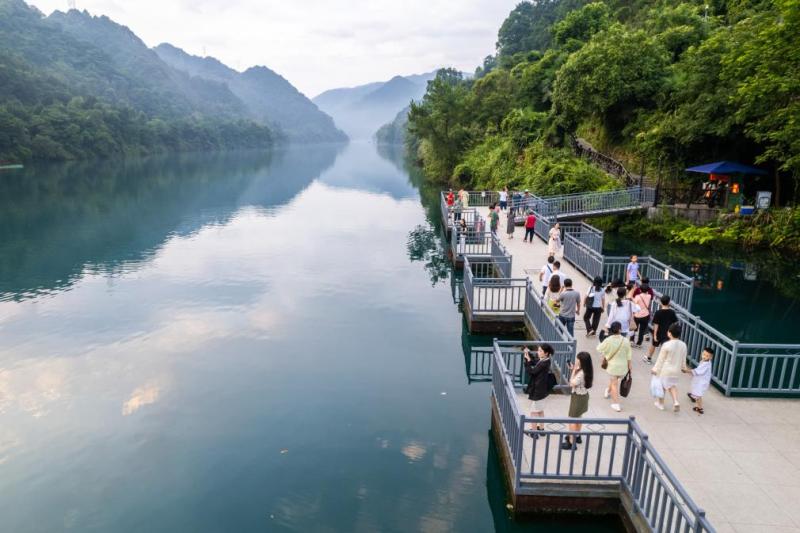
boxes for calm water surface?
[0,143,621,532]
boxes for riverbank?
[593,208,800,256]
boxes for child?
[684,347,713,414]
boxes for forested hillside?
[0,0,277,161]
[407,0,799,204]
[0,0,344,162]
[154,44,346,143]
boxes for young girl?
[684,347,713,414]
[562,351,593,449]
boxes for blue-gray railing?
[463,257,527,315]
[535,186,655,219]
[602,256,694,311]
[444,190,800,396]
[559,226,800,395]
[490,345,715,532]
[458,187,651,224]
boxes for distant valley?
[313,72,436,140]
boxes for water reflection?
[0,145,341,301]
[603,233,800,343]
[0,142,593,532]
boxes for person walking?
[645,295,678,364]
[499,187,508,211]
[458,188,469,208]
[453,195,463,221]
[562,351,593,450]
[524,211,536,242]
[488,205,499,237]
[557,278,581,337]
[652,323,688,412]
[511,190,522,216]
[632,279,654,348]
[605,287,640,340]
[625,255,640,285]
[583,276,605,337]
[547,223,561,257]
[524,344,553,435]
[597,321,631,412]
[539,256,555,297]
[684,347,713,414]
[506,209,515,239]
[545,275,562,314]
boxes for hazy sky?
[28,0,518,97]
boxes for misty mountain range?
[313,72,437,140]
[0,0,346,147]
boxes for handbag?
[600,338,624,370]
[620,371,633,398]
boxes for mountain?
[47,9,247,120]
[313,71,436,140]
[375,106,410,145]
[154,43,346,143]
[0,0,273,161]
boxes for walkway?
[502,224,800,533]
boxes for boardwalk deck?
[500,224,800,533]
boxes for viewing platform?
[442,190,800,532]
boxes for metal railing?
[523,283,576,356]
[536,187,655,219]
[563,234,604,279]
[445,190,800,397]
[602,256,694,311]
[463,266,527,315]
[491,347,715,532]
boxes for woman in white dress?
[547,223,561,256]
[652,323,688,412]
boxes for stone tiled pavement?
[498,220,800,533]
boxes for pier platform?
[498,226,800,533]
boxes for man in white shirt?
[539,256,555,296]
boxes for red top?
[525,214,536,228]
[446,192,454,206]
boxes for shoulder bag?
[600,338,623,370]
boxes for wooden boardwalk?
[501,225,800,532]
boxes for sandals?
[687,393,697,403]
[693,407,704,414]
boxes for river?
[0,143,622,532]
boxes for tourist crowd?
[445,188,713,452]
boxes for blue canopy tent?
[685,161,767,176]
[685,161,767,210]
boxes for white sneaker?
[654,401,665,411]
[641,354,652,364]
[604,388,610,399]
[673,403,680,412]
[610,403,622,412]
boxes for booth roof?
[685,161,768,175]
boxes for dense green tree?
[552,25,670,133]
[407,69,472,178]
[721,0,800,178]
[552,2,611,46]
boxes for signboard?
[756,191,772,209]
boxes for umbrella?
[685,161,767,175]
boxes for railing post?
[693,510,707,533]
[632,432,648,502]
[516,414,525,490]
[726,340,739,397]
